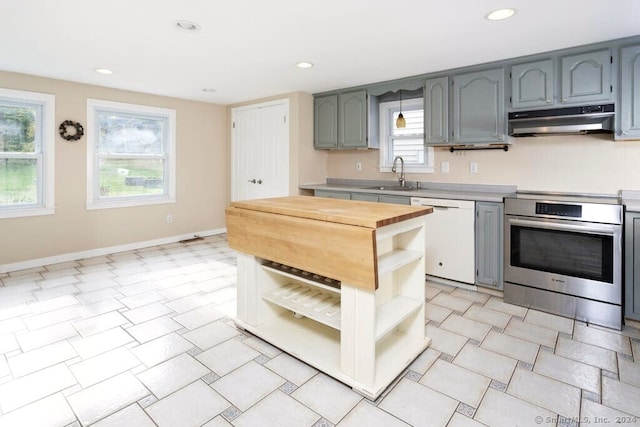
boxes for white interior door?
[232,99,289,201]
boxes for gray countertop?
[300,179,517,203]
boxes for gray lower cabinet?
[452,68,506,144]
[560,49,613,104]
[625,212,640,320]
[511,59,555,109]
[475,202,503,290]
[618,44,640,140]
[314,190,351,200]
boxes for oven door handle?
[508,218,616,235]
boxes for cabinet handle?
[623,131,629,135]
[562,98,568,102]
[546,99,551,103]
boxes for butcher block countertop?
[228,195,432,229]
[226,196,432,290]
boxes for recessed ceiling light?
[202,88,216,92]
[175,20,201,31]
[95,68,113,75]
[296,62,314,69]
[485,8,516,21]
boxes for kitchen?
[1,1,640,426]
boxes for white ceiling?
[1,0,639,105]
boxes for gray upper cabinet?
[314,95,338,149]
[511,59,555,109]
[424,76,449,144]
[618,44,640,140]
[560,49,613,104]
[452,68,506,144]
[314,90,374,149]
[475,202,503,290]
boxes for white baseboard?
[0,228,227,274]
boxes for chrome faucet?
[391,156,405,187]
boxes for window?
[379,97,434,173]
[87,99,176,209]
[0,88,55,219]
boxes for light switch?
[470,162,478,174]
[441,161,449,173]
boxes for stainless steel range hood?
[508,104,614,137]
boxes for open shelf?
[375,295,423,342]
[262,262,341,293]
[262,282,341,330]
[377,249,422,276]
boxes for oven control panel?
[535,202,582,217]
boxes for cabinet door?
[475,202,504,289]
[625,213,640,320]
[560,49,613,104]
[511,59,554,109]
[314,95,338,149]
[351,193,379,202]
[314,190,350,200]
[619,45,640,140]
[452,68,506,144]
[424,76,449,145]
[339,90,367,148]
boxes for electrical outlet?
[355,162,362,172]
[470,162,478,174]
[166,214,173,224]
[441,161,449,173]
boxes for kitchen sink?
[361,186,416,191]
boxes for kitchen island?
[226,196,433,399]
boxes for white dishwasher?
[411,197,476,284]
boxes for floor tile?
[580,398,637,426]
[524,309,574,335]
[231,389,318,427]
[451,288,491,304]
[533,351,600,394]
[28,295,79,315]
[425,324,468,357]
[602,376,640,417]
[0,393,76,427]
[33,284,80,301]
[463,305,511,329]
[196,339,260,376]
[475,387,554,427]
[164,293,211,314]
[119,291,165,310]
[453,344,517,383]
[202,415,234,427]
[212,361,285,411]
[73,311,129,337]
[337,399,410,427]
[242,336,282,358]
[483,297,528,317]
[424,303,452,323]
[71,327,134,359]
[264,352,317,386]
[420,359,490,407]
[507,368,581,418]
[430,293,474,313]
[138,353,209,399]
[173,305,225,330]
[446,412,486,427]
[146,380,228,427]
[182,320,240,350]
[23,306,80,330]
[504,318,558,348]
[126,316,182,343]
[89,404,155,427]
[290,373,361,423]
[70,347,141,388]
[0,304,30,322]
[0,333,19,354]
[67,372,149,426]
[440,314,492,342]
[480,330,539,364]
[408,347,440,374]
[75,298,125,319]
[131,332,194,367]
[0,363,77,413]
[618,354,640,388]
[573,323,632,355]
[121,302,174,324]
[7,340,77,377]
[554,335,617,372]
[379,378,458,427]
[632,339,640,363]
[424,286,441,301]
[15,321,77,352]
[74,288,123,305]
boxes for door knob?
[257,179,263,184]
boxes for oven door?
[504,215,622,304]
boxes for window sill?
[0,206,55,220]
[87,196,176,210]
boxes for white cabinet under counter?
[226,196,433,399]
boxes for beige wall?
[326,133,640,194]
[0,71,228,266]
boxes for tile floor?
[0,234,639,426]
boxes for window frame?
[0,87,55,219]
[379,97,434,174]
[86,99,176,210]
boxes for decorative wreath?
[58,120,84,141]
